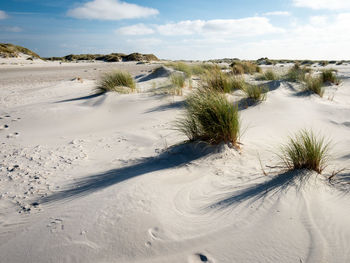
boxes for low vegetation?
[319,61,329,67]
[165,62,218,77]
[176,88,240,146]
[304,76,324,97]
[285,63,311,82]
[0,43,40,58]
[45,52,158,62]
[97,71,136,93]
[321,69,340,85]
[170,73,186,95]
[256,69,278,81]
[278,130,331,174]
[165,62,192,77]
[243,85,267,103]
[256,57,275,65]
[230,61,261,75]
[202,68,246,93]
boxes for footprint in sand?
[47,218,64,233]
[145,241,152,248]
[148,227,161,240]
[6,132,19,138]
[188,253,214,263]
[0,124,9,130]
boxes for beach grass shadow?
[55,91,105,103]
[207,170,310,211]
[37,142,214,204]
[145,100,185,113]
[330,172,350,194]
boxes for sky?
[0,0,350,60]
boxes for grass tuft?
[170,73,185,95]
[166,62,218,77]
[321,69,340,85]
[176,89,240,146]
[256,69,278,81]
[202,69,247,93]
[230,61,261,75]
[285,63,311,82]
[304,76,324,97]
[278,130,330,174]
[97,70,136,93]
[243,85,267,103]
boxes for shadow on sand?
[207,170,310,211]
[55,91,105,103]
[36,142,214,205]
[236,80,283,110]
[329,172,350,194]
[145,100,185,113]
[137,66,171,82]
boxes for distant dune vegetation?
[0,43,41,59]
[46,52,159,62]
[0,43,159,62]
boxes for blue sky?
[1,0,350,59]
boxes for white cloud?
[309,15,328,25]
[263,11,291,16]
[0,25,22,32]
[67,0,159,20]
[239,13,350,60]
[122,13,350,60]
[0,10,8,19]
[293,0,350,10]
[116,24,154,35]
[156,17,283,36]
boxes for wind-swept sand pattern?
[0,59,350,263]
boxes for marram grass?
[97,71,135,93]
[304,76,324,97]
[176,88,240,146]
[285,63,311,82]
[202,69,247,93]
[170,73,185,95]
[278,130,330,174]
[256,69,278,81]
[321,69,340,85]
[230,61,261,75]
[166,62,218,77]
[243,84,267,103]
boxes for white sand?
[0,57,350,263]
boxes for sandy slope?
[0,59,349,263]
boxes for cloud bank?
[67,0,159,20]
[117,17,283,37]
[293,0,350,10]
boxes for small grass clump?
[321,69,340,85]
[97,71,136,93]
[256,69,278,81]
[165,62,192,77]
[285,63,311,82]
[304,76,324,97]
[166,62,218,77]
[202,69,246,93]
[243,84,267,103]
[319,61,329,67]
[230,61,261,75]
[191,63,218,75]
[278,130,330,174]
[230,77,248,91]
[176,89,240,145]
[170,73,185,95]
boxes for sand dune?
[0,59,349,263]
